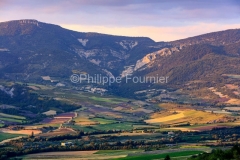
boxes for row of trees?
[188,145,240,160]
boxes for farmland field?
[91,117,117,124]
[0,112,26,123]
[93,122,134,131]
[41,117,71,124]
[95,150,142,155]
[0,132,25,142]
[146,108,229,125]
[22,150,128,159]
[39,128,76,137]
[0,117,24,123]
[1,128,42,135]
[145,111,185,123]
[114,150,203,160]
[1,81,240,160]
[0,113,26,120]
[64,124,97,132]
[133,124,159,130]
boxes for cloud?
[61,23,240,42]
[1,0,239,26]
[0,0,11,7]
[0,0,239,41]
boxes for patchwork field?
[0,112,26,124]
[1,80,240,160]
[23,149,200,160]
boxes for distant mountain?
[0,19,167,81]
[131,29,240,83]
[116,29,240,99]
[1,19,240,100]
[171,29,240,47]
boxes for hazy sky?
[0,0,240,41]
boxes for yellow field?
[151,111,179,119]
[145,109,227,125]
[145,111,185,123]
[1,129,42,135]
[163,127,196,131]
[74,116,92,122]
[73,116,99,125]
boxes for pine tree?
[30,131,34,138]
[164,155,171,160]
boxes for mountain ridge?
[1,19,240,100]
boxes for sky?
[0,0,240,41]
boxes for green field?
[114,151,203,160]
[0,133,25,142]
[0,117,24,123]
[91,118,117,124]
[0,113,26,120]
[133,125,159,130]
[63,124,96,132]
[0,113,26,123]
